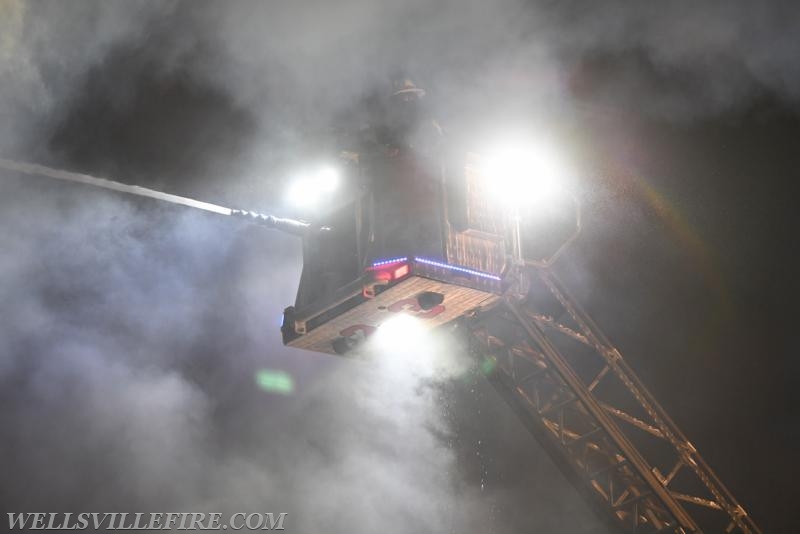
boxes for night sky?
[1,1,798,532]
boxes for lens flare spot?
[255,369,295,395]
[480,356,497,375]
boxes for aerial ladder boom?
[466,265,760,533]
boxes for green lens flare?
[480,357,497,375]
[255,369,294,395]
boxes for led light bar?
[370,257,408,268]
[414,257,502,281]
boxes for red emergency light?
[367,257,411,282]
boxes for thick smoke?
[2,0,797,532]
[4,0,800,157]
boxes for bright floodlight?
[370,313,436,374]
[370,314,465,377]
[482,140,565,208]
[286,165,340,208]
[316,166,339,192]
[373,314,426,349]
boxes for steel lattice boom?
[466,266,761,533]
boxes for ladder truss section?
[466,266,761,533]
